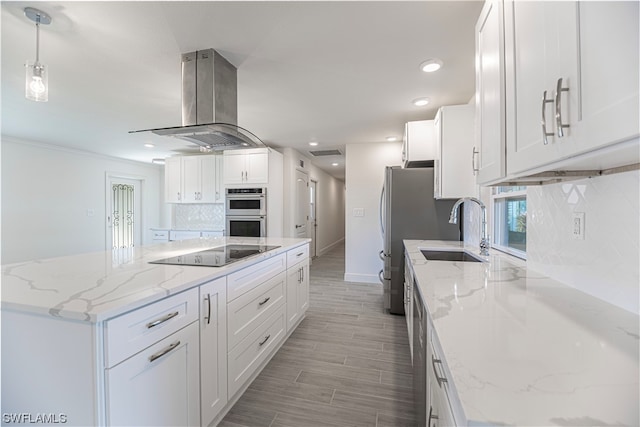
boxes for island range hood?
[130,49,265,150]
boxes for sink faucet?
[449,197,489,256]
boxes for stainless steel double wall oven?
[225,188,267,237]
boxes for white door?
[108,176,142,250]
[294,170,309,238]
[309,180,317,258]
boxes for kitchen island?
[404,240,639,426]
[2,237,310,426]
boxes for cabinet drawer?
[152,230,169,241]
[228,272,286,351]
[104,288,199,368]
[286,244,309,268]
[228,305,286,398]
[227,254,286,302]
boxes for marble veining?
[2,237,309,323]
[405,240,639,427]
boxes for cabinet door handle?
[259,334,271,346]
[471,146,479,175]
[148,340,181,363]
[428,405,439,427]
[541,90,555,145]
[146,311,179,329]
[177,191,181,201]
[431,355,448,387]
[204,294,211,325]
[258,297,271,306]
[555,77,570,137]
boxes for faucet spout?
[449,197,489,256]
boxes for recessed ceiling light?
[331,162,339,167]
[144,143,155,148]
[412,97,430,107]
[419,58,443,73]
[386,136,398,142]
[309,142,319,146]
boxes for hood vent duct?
[130,49,265,151]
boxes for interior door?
[309,180,317,258]
[294,169,309,238]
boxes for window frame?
[491,187,527,259]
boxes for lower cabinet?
[404,253,414,360]
[286,258,309,331]
[105,321,201,427]
[427,333,459,427]
[199,278,228,427]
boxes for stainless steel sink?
[420,249,485,263]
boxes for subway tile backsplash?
[527,170,639,314]
[174,203,225,230]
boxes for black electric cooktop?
[149,244,280,267]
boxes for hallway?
[220,243,416,427]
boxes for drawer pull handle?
[146,311,179,329]
[296,252,304,257]
[148,340,181,363]
[258,297,271,306]
[431,355,448,387]
[259,335,271,346]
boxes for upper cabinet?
[402,120,436,167]
[223,148,269,185]
[164,154,224,204]
[433,104,476,199]
[476,0,639,185]
[475,0,507,184]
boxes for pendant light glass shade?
[25,61,48,102]
[24,7,51,102]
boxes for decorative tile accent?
[527,170,639,314]
[174,204,225,230]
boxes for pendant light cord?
[35,16,40,64]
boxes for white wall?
[1,137,165,264]
[282,147,345,254]
[344,142,402,283]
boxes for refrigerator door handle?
[379,250,386,261]
[378,269,385,284]
[379,186,385,237]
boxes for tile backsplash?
[527,170,639,314]
[173,204,225,230]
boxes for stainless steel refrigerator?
[379,166,461,314]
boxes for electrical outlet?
[353,208,365,217]
[572,212,585,240]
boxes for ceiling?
[1,1,483,181]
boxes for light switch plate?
[572,212,585,240]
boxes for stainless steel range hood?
[130,49,265,150]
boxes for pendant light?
[24,7,52,102]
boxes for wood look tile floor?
[220,244,416,427]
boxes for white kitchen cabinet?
[504,0,639,176]
[199,278,228,427]
[223,148,269,185]
[105,321,200,427]
[433,104,476,199]
[402,120,436,167]
[165,156,183,203]
[169,230,201,241]
[165,155,223,204]
[427,333,459,427]
[285,257,309,332]
[475,0,506,185]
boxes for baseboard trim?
[343,273,381,284]
[317,237,345,257]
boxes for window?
[492,186,527,258]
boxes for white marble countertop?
[2,237,309,323]
[405,240,639,427]
[150,227,225,232]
